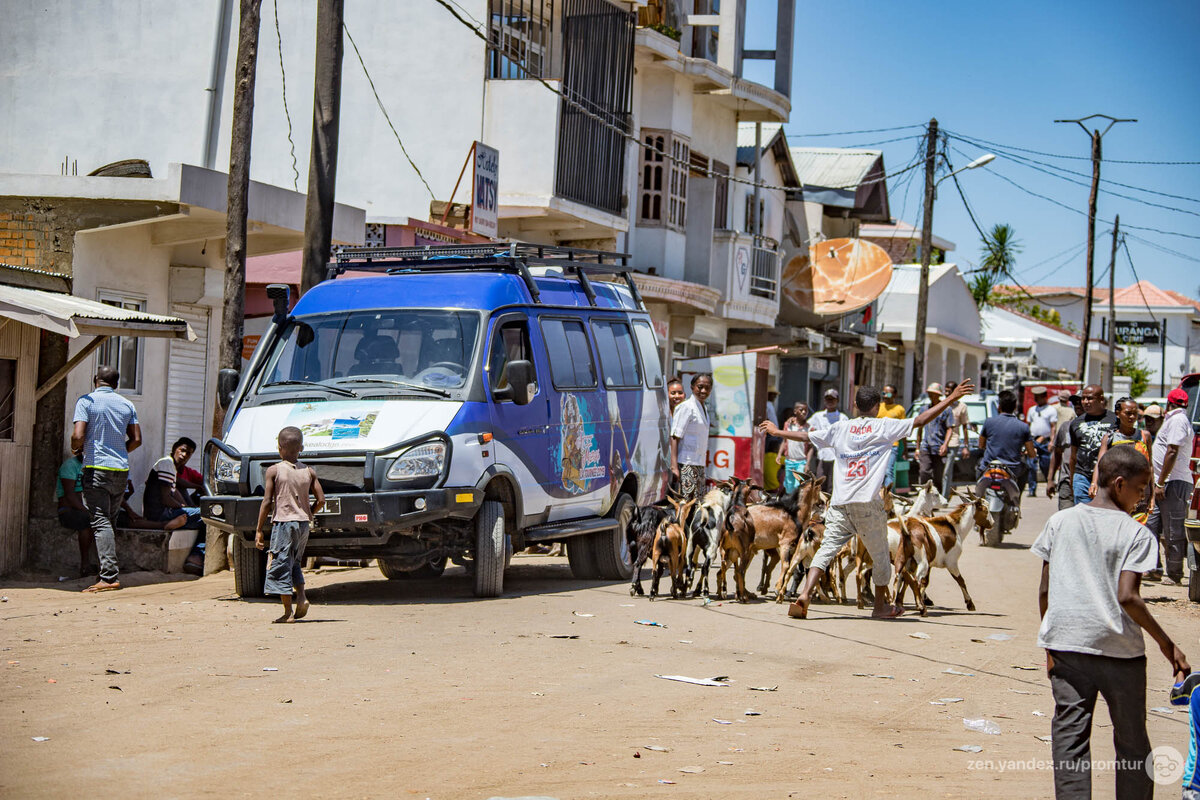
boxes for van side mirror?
[495,360,535,406]
[217,368,240,409]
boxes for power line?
[785,123,926,138]
[1124,232,1200,265]
[950,135,1200,220]
[343,21,436,200]
[273,0,299,191]
[941,128,1200,165]
[949,131,1200,205]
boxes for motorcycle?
[975,460,1022,547]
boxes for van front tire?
[593,494,635,580]
[473,500,506,597]
[232,537,267,598]
[567,537,599,580]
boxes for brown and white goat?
[890,497,991,616]
[650,497,694,600]
[745,475,825,600]
[715,481,755,602]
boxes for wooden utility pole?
[300,0,345,294]
[1105,214,1119,392]
[911,117,938,405]
[216,0,261,433]
[1054,114,1135,382]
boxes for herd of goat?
[628,476,997,616]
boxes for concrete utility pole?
[911,117,938,405]
[300,0,345,294]
[216,0,261,433]
[1054,114,1135,381]
[1106,214,1119,392]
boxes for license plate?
[318,498,341,516]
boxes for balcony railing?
[749,235,779,301]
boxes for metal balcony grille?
[749,236,780,300]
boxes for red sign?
[242,335,261,361]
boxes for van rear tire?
[379,555,447,580]
[473,500,506,597]
[592,494,635,580]
[232,537,267,598]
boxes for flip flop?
[787,599,808,619]
[82,581,121,593]
[871,604,904,619]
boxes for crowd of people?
[63,366,206,591]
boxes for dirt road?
[2,495,1196,799]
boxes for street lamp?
[910,122,996,405]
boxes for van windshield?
[260,310,480,393]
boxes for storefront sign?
[1113,320,1161,346]
[471,142,499,238]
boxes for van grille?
[310,463,365,493]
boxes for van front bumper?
[201,487,483,542]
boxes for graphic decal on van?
[286,401,382,448]
[559,393,605,493]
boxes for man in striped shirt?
[71,365,141,593]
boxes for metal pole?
[1161,319,1168,395]
[752,122,762,238]
[1106,214,1119,393]
[911,117,938,405]
[300,0,345,294]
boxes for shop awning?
[0,284,197,402]
[0,284,196,340]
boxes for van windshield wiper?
[333,378,451,398]
[261,380,358,398]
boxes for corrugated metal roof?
[0,284,195,340]
[789,148,881,189]
[736,122,783,148]
[880,263,959,294]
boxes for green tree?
[1114,344,1153,397]
[980,223,1022,276]
[969,271,999,309]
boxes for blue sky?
[742,0,1200,299]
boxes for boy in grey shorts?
[1033,446,1190,798]
[760,380,973,620]
[255,427,325,623]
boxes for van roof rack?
[327,243,644,309]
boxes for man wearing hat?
[808,388,846,486]
[1025,386,1058,498]
[1141,403,1164,441]
[916,383,954,486]
[1147,388,1194,585]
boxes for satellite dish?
[781,237,893,316]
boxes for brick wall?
[0,202,74,274]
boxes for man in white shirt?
[1025,386,1058,498]
[760,380,974,620]
[1147,388,1194,584]
[808,388,846,486]
[671,373,713,506]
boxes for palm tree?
[980,224,1022,276]
[970,224,1022,310]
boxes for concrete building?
[979,304,1121,392]
[0,166,363,573]
[1001,281,1200,395]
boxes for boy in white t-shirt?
[760,381,973,619]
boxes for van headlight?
[387,442,446,481]
[214,450,242,482]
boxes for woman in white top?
[671,373,713,505]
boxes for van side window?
[591,320,642,388]
[540,318,597,389]
[488,318,537,395]
[632,320,665,388]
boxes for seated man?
[56,452,94,577]
[144,438,203,531]
[171,436,203,503]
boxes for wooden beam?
[34,335,106,403]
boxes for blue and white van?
[201,244,670,597]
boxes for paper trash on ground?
[655,674,730,687]
[963,718,1002,735]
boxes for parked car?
[904,392,998,485]
[202,244,670,598]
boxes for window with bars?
[711,159,730,229]
[488,0,554,80]
[639,129,688,230]
[96,294,145,394]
